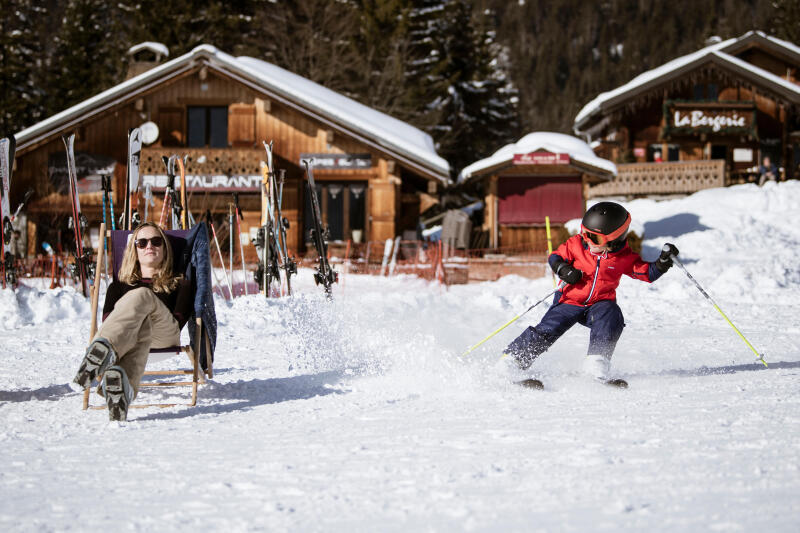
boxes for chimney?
[126,42,169,80]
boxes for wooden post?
[89,223,106,340]
[84,223,106,410]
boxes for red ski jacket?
[550,234,661,307]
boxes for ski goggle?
[580,214,631,246]
[134,236,165,249]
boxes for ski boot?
[73,338,117,390]
[583,354,628,388]
[102,365,133,422]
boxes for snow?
[459,131,617,182]
[2,182,800,531]
[127,42,169,58]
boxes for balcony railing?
[586,159,726,198]
[140,148,264,176]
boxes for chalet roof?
[574,31,800,135]
[15,45,450,183]
[458,131,617,183]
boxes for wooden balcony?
[140,148,265,176]
[586,159,726,198]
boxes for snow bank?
[0,285,89,329]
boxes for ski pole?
[461,286,561,357]
[233,194,248,296]
[670,251,768,367]
[228,203,234,292]
[207,211,233,300]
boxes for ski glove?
[554,261,583,284]
[655,243,679,273]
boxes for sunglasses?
[134,236,165,249]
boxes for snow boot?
[73,337,117,390]
[102,365,133,422]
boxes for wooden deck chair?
[82,223,215,410]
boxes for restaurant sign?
[663,101,757,138]
[299,153,372,169]
[141,174,261,191]
[513,152,570,165]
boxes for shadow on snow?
[632,360,800,378]
[0,383,75,402]
[135,369,349,421]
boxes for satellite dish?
[140,121,159,145]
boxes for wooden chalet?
[574,31,800,198]
[458,132,616,249]
[12,43,449,259]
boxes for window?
[187,106,228,148]
[692,83,719,101]
[304,182,367,243]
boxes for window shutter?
[228,103,256,147]
[158,106,185,147]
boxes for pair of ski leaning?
[503,201,678,389]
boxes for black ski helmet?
[580,202,631,246]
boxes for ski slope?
[1,182,798,531]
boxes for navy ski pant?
[505,298,625,369]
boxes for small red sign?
[513,152,570,165]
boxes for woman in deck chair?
[73,222,192,421]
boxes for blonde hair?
[118,222,181,293]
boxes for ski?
[257,142,276,296]
[122,128,142,230]
[176,155,188,229]
[62,133,89,297]
[274,168,296,295]
[516,378,544,390]
[600,378,628,389]
[302,159,338,298]
[0,135,17,289]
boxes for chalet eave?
[720,32,800,68]
[575,52,800,134]
[14,63,199,154]
[462,158,613,183]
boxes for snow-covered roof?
[16,45,450,183]
[127,42,169,58]
[458,131,616,183]
[574,31,800,134]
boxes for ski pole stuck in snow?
[670,248,768,367]
[461,286,561,357]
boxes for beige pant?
[94,287,181,397]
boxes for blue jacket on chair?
[182,222,217,371]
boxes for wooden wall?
[15,65,435,256]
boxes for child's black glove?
[655,243,679,273]
[555,262,583,284]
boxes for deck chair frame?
[82,224,213,410]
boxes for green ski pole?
[670,249,768,367]
[462,286,561,357]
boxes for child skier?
[506,201,678,383]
